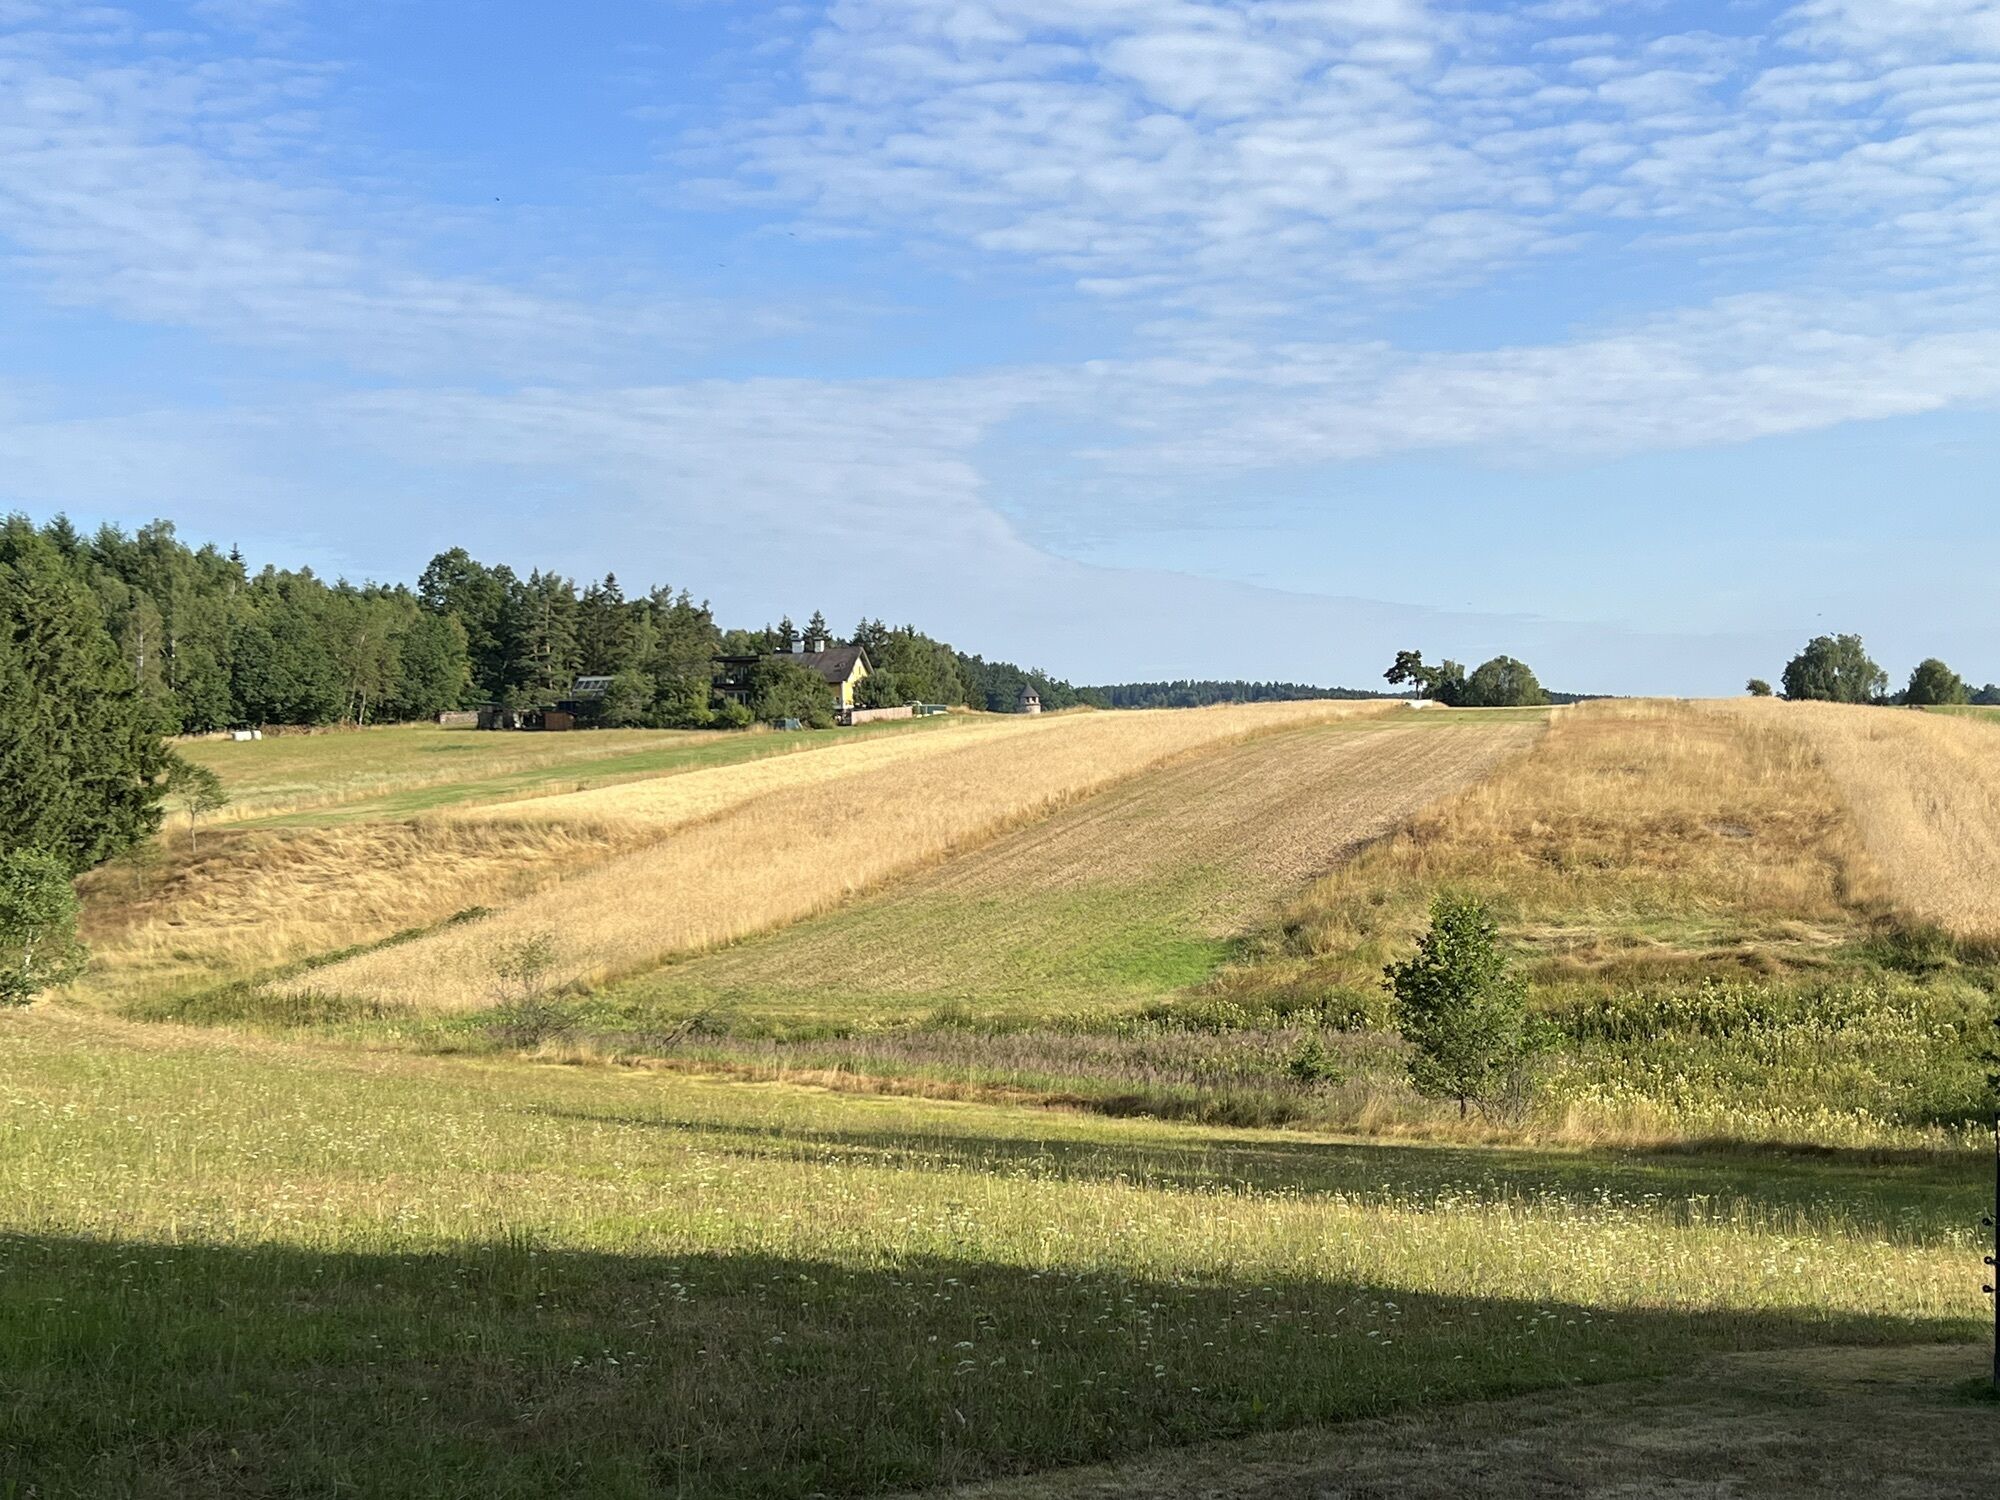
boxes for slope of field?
[183,715,958,827]
[934,1344,1998,1500]
[0,1010,1981,1498]
[287,702,1397,1012]
[1740,701,2000,941]
[444,709,1047,833]
[617,717,1539,1025]
[80,717,1008,1005]
[1256,698,1878,995]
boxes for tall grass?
[1247,698,1879,998]
[286,702,1398,1012]
[1736,701,2000,941]
[444,708,1039,830]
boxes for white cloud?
[1786,0,2000,64]
[0,7,725,376]
[695,0,2000,317]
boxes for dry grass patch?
[1735,701,2000,942]
[919,1344,2000,1500]
[1259,699,1879,990]
[75,820,653,1006]
[288,702,1397,1012]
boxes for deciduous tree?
[0,848,86,1005]
[1781,634,1886,704]
[1385,894,1535,1116]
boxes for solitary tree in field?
[1746,678,1773,698]
[1781,634,1887,704]
[164,758,229,854]
[0,849,86,1006]
[1385,894,1533,1117]
[1903,658,1970,707]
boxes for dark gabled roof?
[787,644,871,684]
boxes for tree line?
[6,516,1094,735]
[1082,680,1403,709]
[1751,634,1996,706]
[1382,650,1557,707]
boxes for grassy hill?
[7,698,1999,1496]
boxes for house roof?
[788,644,871,684]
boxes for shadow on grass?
[518,1105,1987,1245]
[0,1231,1972,1500]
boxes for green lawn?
[0,1012,1981,1498]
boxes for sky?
[1,0,1997,693]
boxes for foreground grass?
[0,1011,1984,1497]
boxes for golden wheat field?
[286,701,1401,1011]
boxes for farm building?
[716,636,875,711]
[1016,684,1042,714]
[571,675,615,699]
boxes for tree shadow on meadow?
[0,1230,1974,1500]
[518,1104,1986,1245]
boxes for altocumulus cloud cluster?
[2,0,1998,691]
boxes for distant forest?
[1085,679,1600,709]
[6,515,1097,733]
[1082,680,1402,708]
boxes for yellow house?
[790,643,872,710]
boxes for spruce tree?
[0,517,168,870]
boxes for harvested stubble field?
[286,701,1401,1012]
[614,716,1539,1025]
[0,1009,1983,1498]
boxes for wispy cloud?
[0,5,727,376]
[695,0,2000,317]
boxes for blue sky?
[2,0,1997,692]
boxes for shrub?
[1285,1034,1344,1088]
[487,996,575,1050]
[493,931,560,1003]
[1384,894,1536,1115]
[0,849,87,1006]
